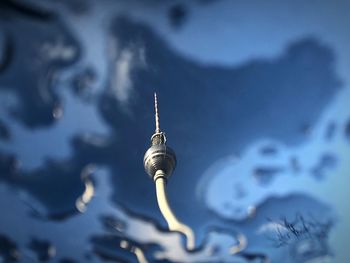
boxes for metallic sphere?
[143,144,176,180]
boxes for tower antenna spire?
[154,92,160,133]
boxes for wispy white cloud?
[109,37,146,109]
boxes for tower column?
[154,170,195,250]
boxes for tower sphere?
[143,144,176,180]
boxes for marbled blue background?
[0,1,349,262]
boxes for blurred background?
[0,0,350,262]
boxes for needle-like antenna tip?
[154,92,160,133]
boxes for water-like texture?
[0,0,349,262]
[28,238,56,262]
[0,234,20,262]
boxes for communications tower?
[143,93,194,250]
